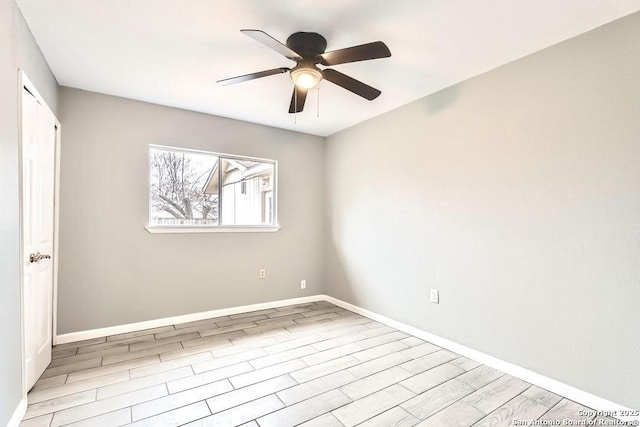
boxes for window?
[147,145,277,232]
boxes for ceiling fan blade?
[322,69,381,100]
[320,41,391,66]
[217,68,289,86]
[241,29,302,61]
[288,87,308,113]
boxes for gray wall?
[0,0,58,423]
[325,12,640,408]
[57,87,325,333]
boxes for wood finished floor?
[21,301,608,427]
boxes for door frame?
[18,70,61,399]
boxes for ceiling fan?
[217,30,391,113]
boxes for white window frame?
[145,144,280,233]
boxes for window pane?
[220,158,275,226]
[149,148,219,226]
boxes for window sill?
[145,225,281,234]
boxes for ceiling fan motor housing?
[286,32,327,60]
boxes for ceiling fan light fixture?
[219,30,391,113]
[291,66,323,89]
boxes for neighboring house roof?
[202,159,273,195]
[202,159,219,195]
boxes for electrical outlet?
[300,280,307,290]
[430,289,439,304]
[259,269,266,279]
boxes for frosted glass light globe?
[291,67,323,89]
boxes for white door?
[22,87,56,390]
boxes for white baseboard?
[55,295,325,345]
[323,295,639,424]
[7,398,27,427]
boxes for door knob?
[29,252,51,263]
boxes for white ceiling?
[17,0,640,136]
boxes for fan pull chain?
[294,85,297,125]
[317,85,320,118]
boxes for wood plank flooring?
[21,301,596,426]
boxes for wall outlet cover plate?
[430,289,439,304]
